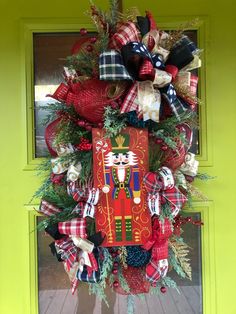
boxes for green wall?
[0,0,235,313]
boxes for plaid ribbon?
[144,167,186,217]
[55,237,78,271]
[120,82,139,114]
[76,248,101,283]
[67,182,99,218]
[58,218,87,237]
[99,50,132,81]
[144,219,172,284]
[111,22,140,51]
[38,200,62,216]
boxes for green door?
[0,0,236,313]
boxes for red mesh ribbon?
[47,79,127,124]
[45,117,62,157]
[114,266,150,295]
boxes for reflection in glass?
[37,212,202,314]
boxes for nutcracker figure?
[102,133,141,242]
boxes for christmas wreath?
[33,0,208,307]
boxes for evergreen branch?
[118,270,131,294]
[186,181,208,202]
[161,276,180,293]
[169,239,192,280]
[103,106,127,137]
[196,173,216,181]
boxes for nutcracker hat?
[111,133,130,154]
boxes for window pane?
[33,33,95,157]
[37,212,202,314]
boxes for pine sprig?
[186,181,208,202]
[169,238,192,280]
[118,246,128,268]
[103,106,127,137]
[196,173,216,181]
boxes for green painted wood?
[0,0,235,313]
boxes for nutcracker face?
[104,151,138,168]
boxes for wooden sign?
[92,127,151,247]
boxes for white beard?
[117,167,125,182]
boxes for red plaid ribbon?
[144,167,187,217]
[111,22,140,51]
[67,182,99,218]
[58,218,87,237]
[139,59,155,81]
[39,200,62,216]
[120,82,139,114]
[55,237,78,271]
[144,218,172,284]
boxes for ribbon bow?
[99,18,199,122]
[67,181,100,218]
[55,237,78,271]
[143,218,173,285]
[144,166,187,217]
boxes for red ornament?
[90,37,97,43]
[160,286,167,293]
[113,281,119,288]
[80,28,87,35]
[161,145,168,151]
[86,44,93,52]
[112,269,118,275]
[113,261,119,268]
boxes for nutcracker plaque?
[92,127,151,247]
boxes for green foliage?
[88,248,113,306]
[118,269,131,293]
[169,250,187,279]
[127,295,135,314]
[103,106,127,137]
[161,276,180,293]
[196,173,216,180]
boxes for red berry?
[116,249,121,255]
[98,122,103,128]
[90,37,97,44]
[161,145,168,151]
[80,28,87,35]
[160,286,167,293]
[112,268,118,275]
[85,125,92,131]
[155,138,163,144]
[113,261,119,268]
[78,120,86,127]
[86,44,93,52]
[151,283,157,287]
[113,281,119,288]
[118,98,123,105]
[111,252,117,258]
